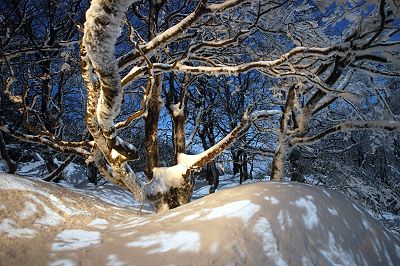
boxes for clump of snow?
[292,195,319,230]
[170,103,184,117]
[264,195,279,204]
[52,230,101,251]
[48,259,77,266]
[89,218,109,229]
[144,164,187,195]
[253,217,288,266]
[18,201,37,220]
[111,149,125,160]
[106,254,126,266]
[30,195,64,226]
[277,210,293,229]
[192,200,261,224]
[319,232,357,266]
[177,152,211,169]
[89,218,109,226]
[127,231,200,253]
[328,207,338,216]
[0,218,37,238]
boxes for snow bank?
[1,174,400,266]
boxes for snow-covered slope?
[0,174,399,266]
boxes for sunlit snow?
[52,230,101,251]
[293,196,319,230]
[178,200,260,224]
[106,254,126,266]
[1,173,400,265]
[127,231,200,253]
[319,232,357,266]
[30,195,64,226]
[48,259,77,266]
[253,217,288,266]
[0,218,37,238]
[18,201,37,220]
[89,218,109,229]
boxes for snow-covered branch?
[115,76,154,130]
[144,109,280,197]
[0,125,91,157]
[117,0,248,69]
[289,120,400,146]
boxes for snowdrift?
[1,174,399,266]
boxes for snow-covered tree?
[1,0,400,211]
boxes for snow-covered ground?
[2,160,263,210]
[1,168,400,265]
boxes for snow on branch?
[3,77,22,105]
[115,76,154,130]
[0,41,80,62]
[43,155,76,182]
[178,110,281,170]
[122,45,347,83]
[143,109,280,196]
[117,0,248,69]
[289,120,400,146]
[349,63,400,77]
[207,0,250,12]
[0,125,91,157]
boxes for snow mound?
[1,174,400,266]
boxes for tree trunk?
[155,110,195,209]
[242,152,249,180]
[152,174,195,211]
[207,162,220,193]
[199,124,220,193]
[232,150,240,175]
[271,143,287,180]
[144,75,162,180]
[40,60,63,180]
[271,86,296,180]
[288,148,304,182]
[43,147,59,177]
[87,162,98,184]
[0,131,16,174]
[172,113,186,164]
[145,0,195,210]
[143,0,165,180]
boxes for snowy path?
[1,174,400,266]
